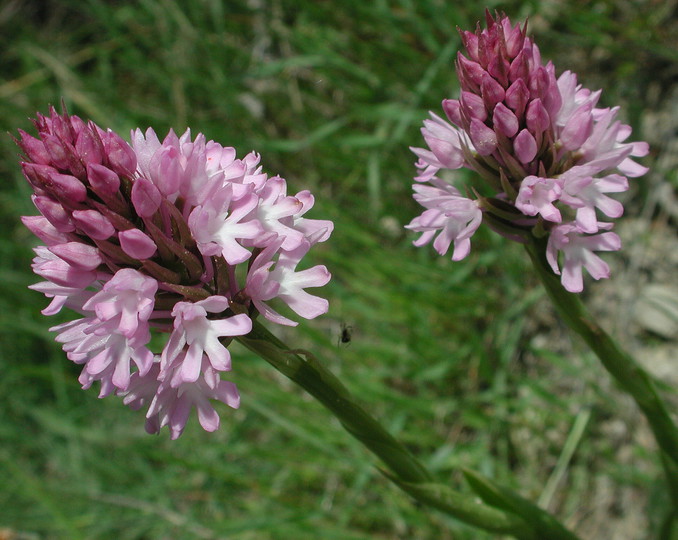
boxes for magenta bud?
[460,91,487,122]
[48,171,88,202]
[44,107,74,143]
[21,162,53,190]
[70,115,87,134]
[17,130,51,164]
[49,242,103,271]
[542,63,563,118]
[156,147,182,196]
[87,163,120,195]
[504,21,525,58]
[75,127,104,165]
[98,126,137,177]
[529,42,542,70]
[32,195,74,232]
[118,229,158,259]
[72,209,116,239]
[505,79,529,117]
[560,102,593,151]
[487,55,509,88]
[469,118,498,156]
[442,99,463,126]
[508,50,529,83]
[525,98,551,134]
[459,31,479,61]
[513,129,538,163]
[481,73,505,110]
[33,256,97,289]
[528,66,549,99]
[131,176,162,217]
[42,134,72,170]
[492,102,519,137]
[456,53,485,90]
[21,215,70,245]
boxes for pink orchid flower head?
[17,106,333,438]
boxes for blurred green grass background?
[1,1,676,538]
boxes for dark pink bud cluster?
[407,11,648,292]
[18,107,333,438]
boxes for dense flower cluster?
[407,11,648,292]
[19,107,332,438]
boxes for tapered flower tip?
[469,118,497,155]
[21,215,69,246]
[17,129,51,164]
[98,128,137,177]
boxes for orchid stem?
[236,320,579,539]
[525,235,678,480]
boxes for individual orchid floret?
[18,106,333,438]
[188,183,263,265]
[81,268,158,340]
[515,176,563,222]
[407,10,647,291]
[51,316,154,394]
[291,190,334,245]
[143,358,240,440]
[558,167,628,233]
[161,296,252,384]
[31,245,100,289]
[245,240,331,326]
[247,175,306,251]
[415,113,468,179]
[406,181,482,261]
[28,280,95,316]
[546,223,621,293]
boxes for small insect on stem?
[338,322,353,346]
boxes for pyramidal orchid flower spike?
[408,10,678,519]
[18,106,333,439]
[407,10,649,293]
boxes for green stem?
[236,320,536,537]
[524,236,678,472]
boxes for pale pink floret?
[28,281,95,316]
[188,183,263,265]
[546,222,621,293]
[31,194,75,232]
[515,176,563,222]
[559,166,628,233]
[51,317,154,394]
[81,268,158,340]
[406,182,482,261]
[411,113,468,182]
[162,297,252,383]
[245,240,331,326]
[577,106,649,178]
[71,209,116,240]
[142,358,240,440]
[291,190,334,245]
[21,215,70,246]
[132,128,212,204]
[48,242,103,271]
[32,246,99,289]
[248,176,306,251]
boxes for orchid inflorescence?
[18,107,332,439]
[407,11,649,292]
